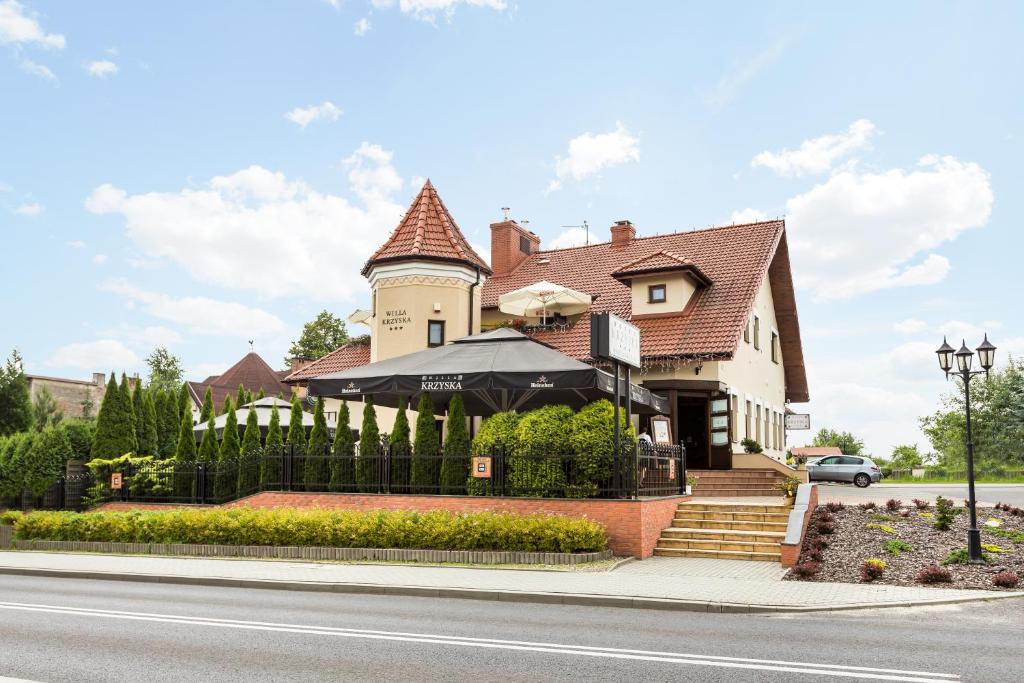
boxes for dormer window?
[648,284,667,304]
[519,235,531,255]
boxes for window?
[648,284,667,303]
[753,315,760,350]
[427,320,445,347]
[755,404,762,443]
[730,396,738,443]
[818,456,840,466]
[519,235,531,255]
[764,411,770,450]
[745,400,751,440]
[771,331,779,363]
[839,456,863,465]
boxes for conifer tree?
[304,397,330,491]
[356,398,380,492]
[411,392,439,491]
[237,403,261,496]
[177,382,191,421]
[216,396,240,500]
[329,401,354,492]
[236,384,247,410]
[131,381,145,452]
[155,390,178,458]
[139,391,159,456]
[119,374,138,453]
[389,397,412,493]
[287,393,307,488]
[199,387,214,422]
[439,394,470,494]
[173,401,198,499]
[255,388,265,400]
[198,414,218,462]
[0,349,33,437]
[90,373,137,459]
[260,401,283,487]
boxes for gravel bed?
[784,498,1024,590]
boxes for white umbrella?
[497,280,592,324]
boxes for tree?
[236,384,247,410]
[260,401,284,487]
[177,382,192,421]
[199,387,214,422]
[60,420,96,462]
[139,391,159,456]
[216,396,240,500]
[287,393,307,488]
[91,373,137,459]
[155,390,178,459]
[411,393,440,491]
[237,403,261,497]
[889,444,926,470]
[811,428,864,455]
[356,397,380,492]
[173,401,198,499]
[439,394,470,494]
[198,414,219,463]
[304,397,330,491]
[132,381,145,450]
[330,401,355,492]
[32,385,63,430]
[388,397,412,493]
[24,426,72,495]
[80,388,95,420]
[0,349,33,436]
[286,310,349,365]
[145,346,184,394]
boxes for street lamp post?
[935,334,996,563]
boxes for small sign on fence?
[472,456,492,478]
[110,473,123,490]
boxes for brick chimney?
[290,357,315,374]
[610,220,636,247]
[490,219,541,276]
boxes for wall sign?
[472,456,492,478]
[651,415,672,445]
[110,473,123,490]
[590,312,641,368]
[785,413,811,430]
[382,308,412,332]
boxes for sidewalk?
[1,551,1020,613]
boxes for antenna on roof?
[501,207,510,221]
[560,220,590,245]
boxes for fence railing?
[8,440,685,511]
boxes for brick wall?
[780,484,818,567]
[27,374,106,419]
[97,493,689,558]
[489,220,540,276]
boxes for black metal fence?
[8,440,685,511]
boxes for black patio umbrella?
[306,328,669,416]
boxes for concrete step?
[655,537,782,552]
[661,527,786,543]
[676,503,792,513]
[671,518,789,532]
[672,511,790,523]
[689,469,781,477]
[690,473,785,481]
[652,547,782,562]
[691,488,784,497]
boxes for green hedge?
[11,507,608,553]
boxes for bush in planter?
[12,507,609,554]
[466,411,519,496]
[509,404,572,497]
[740,438,763,454]
[329,402,354,492]
[567,399,633,498]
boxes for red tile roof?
[362,180,492,276]
[188,352,292,409]
[482,220,808,402]
[283,337,372,383]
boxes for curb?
[1,565,1021,614]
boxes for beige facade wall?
[629,273,695,316]
[26,373,108,420]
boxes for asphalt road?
[817,483,1024,507]
[0,575,1021,682]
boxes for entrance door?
[677,397,709,470]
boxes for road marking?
[0,601,960,682]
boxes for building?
[187,352,292,420]
[287,180,808,469]
[25,372,111,420]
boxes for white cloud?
[752,119,877,177]
[547,122,639,192]
[101,279,288,338]
[48,339,140,371]
[322,0,343,9]
[67,240,86,249]
[729,208,766,224]
[86,59,118,77]
[786,155,993,301]
[14,202,41,216]
[102,324,184,349]
[354,17,371,36]
[20,57,55,81]
[893,318,928,335]
[0,1,65,48]
[284,101,343,128]
[92,253,108,265]
[86,143,407,303]
[548,227,591,250]
[375,0,507,23]
[702,38,786,110]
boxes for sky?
[2,1,1021,456]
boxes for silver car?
[806,455,882,488]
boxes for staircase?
[653,501,791,562]
[688,469,787,497]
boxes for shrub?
[986,527,1024,544]
[439,394,470,495]
[467,411,519,496]
[508,404,572,497]
[941,548,988,565]
[410,393,439,491]
[857,502,877,511]
[567,400,631,498]
[214,397,240,501]
[90,373,136,459]
[865,523,896,534]
[860,558,887,582]
[811,536,831,551]
[912,498,930,510]
[303,397,330,492]
[777,476,800,498]
[260,402,283,487]
[388,397,411,493]
[916,565,952,584]
[933,496,958,531]
[740,438,762,454]
[981,543,1007,553]
[329,402,355,493]
[10,508,609,554]
[0,509,23,525]
[899,509,911,518]
[236,404,261,497]
[790,561,820,578]
[992,571,1020,589]
[882,538,913,555]
[869,513,896,522]
[357,398,381,493]
[808,548,824,562]
[814,520,835,535]
[286,394,307,488]
[84,454,174,505]
[885,499,902,512]
[824,502,845,512]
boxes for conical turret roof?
[361,180,492,276]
